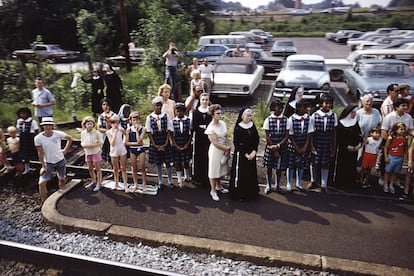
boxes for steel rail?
[0,240,185,276]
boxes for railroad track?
[0,240,184,276]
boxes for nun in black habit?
[229,108,260,201]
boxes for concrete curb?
[42,179,414,276]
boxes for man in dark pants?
[162,42,183,100]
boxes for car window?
[363,63,413,77]
[49,45,62,51]
[34,46,47,51]
[215,64,249,74]
[287,61,325,71]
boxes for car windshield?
[277,41,294,46]
[286,60,325,71]
[362,63,414,77]
[215,64,251,74]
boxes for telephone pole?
[118,0,131,72]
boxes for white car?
[274,54,330,99]
[211,57,264,98]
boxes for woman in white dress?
[205,104,231,201]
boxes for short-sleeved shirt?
[380,96,394,117]
[381,111,414,133]
[34,130,68,164]
[365,137,382,154]
[145,112,173,133]
[31,88,55,117]
[81,128,103,155]
[199,64,214,79]
[165,53,179,67]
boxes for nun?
[229,108,260,201]
[334,104,363,188]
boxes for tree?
[76,9,115,67]
[131,0,194,69]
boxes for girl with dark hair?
[309,94,337,192]
[229,108,260,201]
[263,99,289,194]
[16,107,39,174]
[97,98,115,164]
[286,99,311,192]
[334,104,363,188]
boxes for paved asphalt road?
[57,183,414,270]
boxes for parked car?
[270,40,297,57]
[106,47,146,65]
[334,31,363,44]
[211,57,264,98]
[274,54,330,99]
[287,9,312,16]
[229,31,264,44]
[343,59,414,105]
[184,44,229,62]
[399,42,414,50]
[11,44,81,63]
[326,30,359,41]
[249,29,270,44]
[223,48,283,74]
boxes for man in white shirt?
[380,83,399,117]
[162,42,183,96]
[199,58,214,94]
[34,117,72,203]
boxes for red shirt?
[388,136,407,157]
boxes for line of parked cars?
[326,27,414,51]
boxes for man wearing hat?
[31,77,55,122]
[34,117,73,203]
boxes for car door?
[34,45,48,61]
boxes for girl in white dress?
[205,104,231,201]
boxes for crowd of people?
[1,42,414,204]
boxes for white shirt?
[308,110,338,133]
[81,128,103,155]
[16,118,39,133]
[381,110,414,133]
[145,112,173,133]
[199,64,214,79]
[34,130,68,164]
[262,113,289,132]
[7,137,20,153]
[365,137,382,154]
[287,113,310,135]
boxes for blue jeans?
[165,66,178,90]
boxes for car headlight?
[276,81,284,87]
[243,86,249,92]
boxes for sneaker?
[85,182,96,189]
[383,186,389,193]
[296,184,304,191]
[158,184,164,190]
[399,193,409,200]
[378,178,384,186]
[264,185,272,194]
[394,179,404,189]
[389,186,395,194]
[286,184,292,193]
[216,187,229,194]
[93,185,101,192]
[210,191,219,201]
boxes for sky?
[222,0,392,9]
